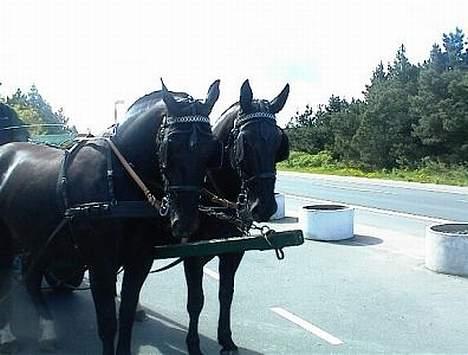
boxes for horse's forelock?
[250,99,271,113]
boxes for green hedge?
[278,151,468,186]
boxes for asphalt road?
[9,173,468,354]
[277,171,468,222]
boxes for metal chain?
[199,197,285,260]
[251,223,284,260]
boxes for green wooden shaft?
[153,230,304,259]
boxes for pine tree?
[412,28,468,163]
[353,45,421,168]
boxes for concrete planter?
[270,193,285,220]
[425,223,468,276]
[299,204,354,241]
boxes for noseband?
[158,114,211,216]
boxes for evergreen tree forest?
[0,83,75,135]
[286,28,468,174]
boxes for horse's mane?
[219,102,239,118]
[213,102,239,130]
[214,98,271,127]
[126,90,191,117]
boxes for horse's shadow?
[134,307,263,355]
[11,281,263,354]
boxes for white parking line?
[284,193,456,224]
[271,307,343,345]
[203,267,220,281]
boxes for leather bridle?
[228,112,278,205]
[157,114,213,216]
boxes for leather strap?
[105,138,161,209]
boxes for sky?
[0,0,467,133]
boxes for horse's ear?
[161,78,169,92]
[204,79,220,114]
[270,84,290,114]
[161,78,179,114]
[275,130,290,162]
[240,79,253,112]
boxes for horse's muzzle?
[170,213,200,240]
[250,197,277,222]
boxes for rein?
[106,138,160,209]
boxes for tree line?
[0,83,75,134]
[286,28,468,170]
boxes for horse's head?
[229,80,290,222]
[159,80,223,239]
[0,103,30,144]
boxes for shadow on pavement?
[270,216,298,224]
[333,234,383,246]
[135,307,264,355]
[10,279,263,355]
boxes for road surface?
[9,173,468,354]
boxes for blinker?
[208,139,224,169]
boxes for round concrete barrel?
[425,223,468,276]
[299,204,354,241]
[270,193,285,220]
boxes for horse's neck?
[113,116,161,180]
[210,110,242,200]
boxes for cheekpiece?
[166,115,210,125]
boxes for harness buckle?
[237,192,248,207]
[159,196,170,217]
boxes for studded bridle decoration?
[157,114,211,217]
[165,115,211,125]
[235,112,276,127]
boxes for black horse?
[0,103,30,144]
[183,80,290,355]
[0,81,222,355]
